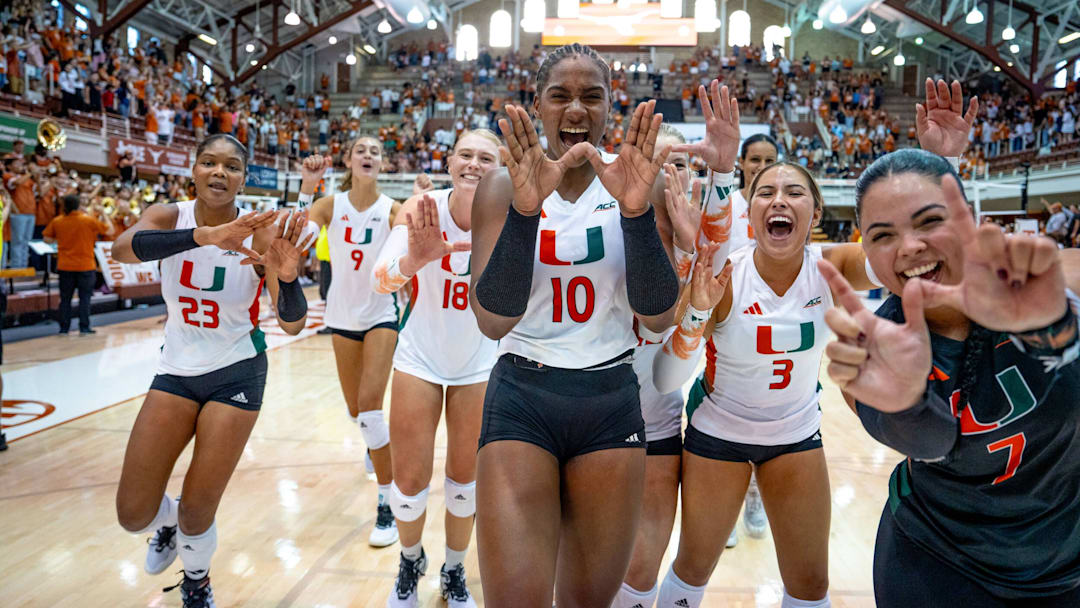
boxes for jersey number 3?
[178,296,220,329]
[770,359,793,390]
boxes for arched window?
[456,24,479,62]
[728,10,750,48]
[763,25,786,61]
[490,10,512,47]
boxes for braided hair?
[956,324,993,412]
[535,43,611,97]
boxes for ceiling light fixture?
[860,16,876,34]
[870,45,885,55]
[915,36,924,45]
[1010,43,1020,53]
[407,7,424,23]
[346,53,356,65]
[965,1,984,25]
[328,35,337,45]
[197,33,217,45]
[377,19,392,34]
[363,44,377,54]
[1060,32,1080,44]
[284,1,301,26]
[829,5,847,24]
[427,19,437,30]
[813,18,823,29]
[245,42,255,52]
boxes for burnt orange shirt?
[36,189,57,226]
[218,111,234,134]
[42,210,110,272]
[4,172,36,215]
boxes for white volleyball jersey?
[394,189,498,385]
[730,189,755,252]
[634,324,683,441]
[692,245,833,445]
[498,166,637,368]
[324,192,399,330]
[158,200,266,376]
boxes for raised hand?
[241,208,316,282]
[400,194,471,276]
[817,258,931,413]
[917,175,1067,333]
[688,241,734,312]
[299,154,332,192]
[583,100,671,217]
[663,164,702,252]
[198,210,279,259]
[498,104,593,216]
[916,78,978,157]
[671,80,740,173]
[413,173,435,195]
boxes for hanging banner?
[1015,218,1038,236]
[108,137,192,176]
[0,114,38,153]
[246,164,279,189]
[94,241,160,288]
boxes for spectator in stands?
[116,151,136,184]
[3,156,36,269]
[43,193,113,335]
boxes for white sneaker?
[743,478,768,539]
[370,503,399,547]
[386,548,427,608]
[144,524,179,574]
[726,527,738,548]
[440,563,478,608]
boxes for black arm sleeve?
[622,207,679,316]
[276,277,308,322]
[475,206,540,317]
[856,391,958,460]
[131,228,199,262]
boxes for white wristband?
[686,304,712,322]
[864,257,882,287]
[298,192,315,207]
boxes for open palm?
[918,175,1067,332]
[664,165,702,252]
[818,259,932,413]
[586,100,670,217]
[916,78,978,157]
[243,209,315,282]
[499,104,593,215]
[204,210,278,259]
[671,80,740,173]
[404,194,470,272]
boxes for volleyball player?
[370,130,502,607]
[470,43,679,607]
[817,80,1080,607]
[727,132,779,541]
[111,134,313,608]
[651,155,876,606]
[298,139,401,548]
[821,147,1080,606]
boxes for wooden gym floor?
[0,293,894,607]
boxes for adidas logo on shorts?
[624,433,640,443]
[675,599,691,607]
[630,604,644,608]
[454,494,466,501]
[230,392,248,404]
[812,432,821,441]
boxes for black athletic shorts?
[479,351,646,464]
[684,424,822,465]
[328,321,399,341]
[873,506,1080,608]
[149,352,267,411]
[647,434,683,457]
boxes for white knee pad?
[356,410,390,451]
[444,478,477,518]
[389,481,429,523]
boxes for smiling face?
[740,140,778,189]
[348,137,383,181]
[858,173,965,295]
[192,138,246,206]
[748,164,822,260]
[448,133,500,194]
[533,55,610,159]
[649,134,690,204]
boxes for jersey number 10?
[551,276,595,323]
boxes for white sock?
[178,522,217,580]
[445,545,467,569]
[402,540,423,561]
[781,590,830,608]
[166,496,179,528]
[134,494,178,534]
[656,566,705,608]
[612,581,658,608]
[378,484,391,506]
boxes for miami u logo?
[440,231,471,276]
[539,227,605,266]
[949,366,1038,435]
[344,227,373,244]
[756,322,815,354]
[179,260,225,292]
